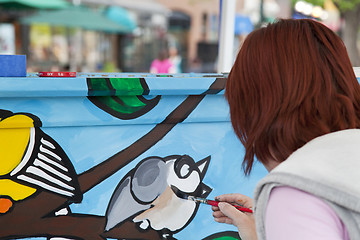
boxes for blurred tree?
[293,0,360,66]
[333,0,360,66]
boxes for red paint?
[38,72,77,77]
[207,199,253,213]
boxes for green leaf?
[202,231,241,240]
[87,78,160,120]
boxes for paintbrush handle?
[207,200,253,213]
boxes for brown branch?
[0,77,226,239]
[102,221,162,240]
[1,213,161,240]
[78,94,208,193]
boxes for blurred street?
[0,0,357,73]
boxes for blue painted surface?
[0,73,266,240]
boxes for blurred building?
[156,0,291,72]
[78,0,168,72]
[71,0,250,72]
[0,0,293,73]
[80,0,234,72]
[156,0,245,72]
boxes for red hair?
[226,19,360,175]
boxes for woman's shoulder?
[265,186,349,240]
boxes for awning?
[0,0,70,9]
[20,6,135,33]
[105,6,137,32]
[81,0,170,15]
[168,11,191,29]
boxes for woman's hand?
[212,193,257,240]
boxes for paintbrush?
[171,186,253,213]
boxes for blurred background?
[0,0,358,73]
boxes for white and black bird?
[105,154,211,239]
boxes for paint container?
[0,55,26,77]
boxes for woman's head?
[226,18,360,175]
[158,49,169,61]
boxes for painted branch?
[0,77,226,239]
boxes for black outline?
[87,78,161,120]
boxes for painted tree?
[0,76,227,239]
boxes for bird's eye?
[174,155,195,179]
[180,164,190,177]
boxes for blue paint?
[0,55,26,77]
[0,73,261,240]
[6,72,358,239]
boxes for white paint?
[55,207,69,216]
[166,160,200,193]
[33,159,72,182]
[197,159,208,174]
[11,127,35,176]
[25,166,74,191]
[37,152,68,172]
[17,175,74,197]
[40,137,56,149]
[40,145,62,161]
[133,186,196,231]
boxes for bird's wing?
[10,126,82,203]
[105,176,150,231]
[105,157,169,231]
[131,157,168,204]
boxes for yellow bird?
[0,110,82,214]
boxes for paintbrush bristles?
[188,196,207,204]
[171,185,207,204]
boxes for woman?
[150,49,175,74]
[212,19,360,240]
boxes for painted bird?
[0,111,82,215]
[105,154,211,239]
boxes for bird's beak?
[195,156,210,181]
[199,183,212,198]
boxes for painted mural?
[0,73,267,240]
